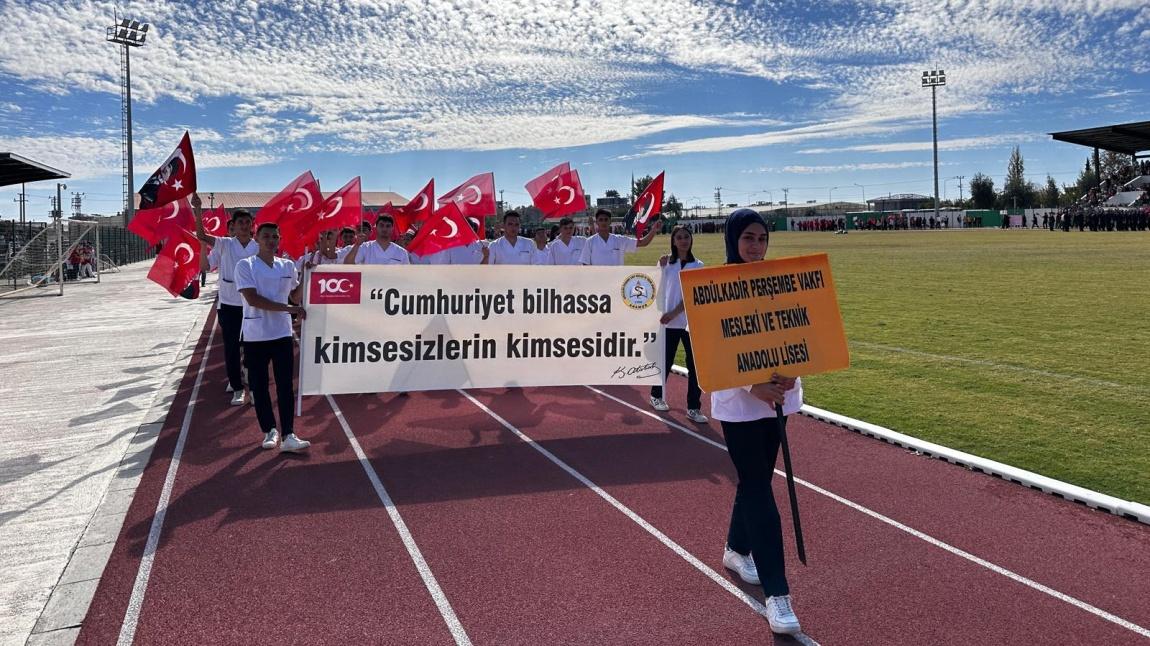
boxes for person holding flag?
[193,193,258,406]
[711,208,803,636]
[547,217,585,265]
[343,214,409,265]
[235,222,310,454]
[649,225,706,423]
[580,208,657,266]
[487,211,533,265]
[446,218,488,264]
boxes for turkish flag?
[138,131,196,210]
[257,171,323,258]
[439,172,496,218]
[531,168,586,219]
[128,197,195,245]
[307,177,362,240]
[201,204,228,237]
[406,202,479,257]
[525,163,570,198]
[379,202,416,241]
[627,171,665,236]
[396,179,435,225]
[147,227,201,298]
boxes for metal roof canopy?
[1050,120,1150,156]
[0,153,70,188]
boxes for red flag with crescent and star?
[525,162,570,198]
[306,177,362,240]
[406,202,479,257]
[530,168,586,219]
[128,197,195,245]
[201,204,228,237]
[627,171,665,236]
[147,227,201,297]
[396,179,435,225]
[138,131,197,210]
[377,202,411,241]
[257,171,323,257]
[438,172,496,218]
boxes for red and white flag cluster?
[129,132,202,298]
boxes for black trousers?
[721,417,789,597]
[243,337,295,435]
[650,327,702,409]
[217,304,245,391]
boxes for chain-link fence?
[0,219,156,297]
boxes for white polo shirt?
[711,379,804,422]
[235,255,299,342]
[580,233,638,266]
[207,244,220,272]
[530,244,552,265]
[547,237,585,265]
[418,249,452,265]
[335,246,354,262]
[659,258,704,329]
[354,240,410,265]
[488,236,534,265]
[447,240,486,265]
[216,237,259,307]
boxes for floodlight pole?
[922,70,946,226]
[125,46,135,222]
[107,17,148,224]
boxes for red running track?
[79,315,1150,645]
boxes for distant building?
[867,193,932,212]
[595,195,630,210]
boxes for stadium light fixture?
[921,69,946,223]
[106,16,149,223]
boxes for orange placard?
[680,253,849,392]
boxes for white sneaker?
[230,390,246,406]
[261,429,279,449]
[280,433,311,453]
[765,595,801,635]
[686,409,709,423]
[649,396,670,412]
[723,547,760,585]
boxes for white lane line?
[326,395,473,646]
[118,324,216,645]
[851,341,1142,392]
[456,390,774,621]
[585,385,1150,640]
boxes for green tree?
[664,193,683,219]
[1100,150,1135,187]
[605,189,620,198]
[1076,157,1098,195]
[1002,146,1032,209]
[970,173,996,209]
[1041,176,1060,208]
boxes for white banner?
[300,264,665,394]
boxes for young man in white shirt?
[343,214,410,265]
[529,226,552,265]
[580,208,658,266]
[486,211,534,265]
[235,222,310,453]
[442,217,488,265]
[547,216,585,265]
[193,194,257,406]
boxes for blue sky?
[1,0,1148,220]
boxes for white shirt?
[207,244,221,272]
[488,236,534,265]
[418,249,452,265]
[354,240,410,265]
[548,237,586,265]
[335,246,354,262]
[530,244,552,265]
[216,237,259,307]
[294,250,342,274]
[235,255,299,342]
[711,379,804,422]
[660,258,703,329]
[580,233,638,266]
[447,240,486,265]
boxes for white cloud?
[777,161,938,174]
[797,134,1041,155]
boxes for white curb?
[669,365,1150,525]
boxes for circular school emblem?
[621,273,656,309]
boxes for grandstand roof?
[133,190,409,209]
[0,153,70,188]
[1050,120,1150,156]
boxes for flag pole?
[775,402,806,565]
[296,265,309,418]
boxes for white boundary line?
[326,395,473,646]
[117,324,216,645]
[667,365,1150,526]
[585,384,1150,640]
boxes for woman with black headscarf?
[713,209,803,636]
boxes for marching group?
[189,193,807,636]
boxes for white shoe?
[230,390,246,406]
[765,595,801,635]
[280,433,311,453]
[723,547,760,585]
[649,396,670,412]
[261,429,279,449]
[686,409,709,423]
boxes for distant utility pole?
[955,175,965,207]
[782,188,790,216]
[714,187,722,217]
[13,183,27,224]
[71,192,84,218]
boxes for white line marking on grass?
[585,385,1150,640]
[456,390,774,621]
[118,325,216,645]
[327,395,472,646]
[851,341,1141,391]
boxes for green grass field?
[628,229,1150,504]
